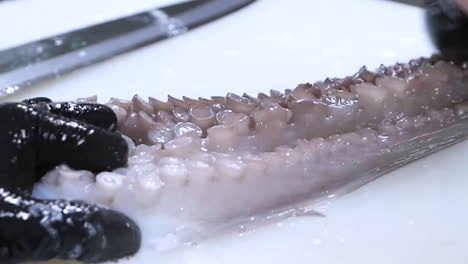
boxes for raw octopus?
[35,56,468,250]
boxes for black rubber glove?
[0,98,141,263]
[426,0,468,62]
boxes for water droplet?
[167,22,187,36]
[54,38,63,46]
[312,238,322,245]
[165,67,177,76]
[78,51,87,57]
[4,86,19,94]
[36,46,44,54]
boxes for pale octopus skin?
[35,57,468,246]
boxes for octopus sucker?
[33,57,468,251]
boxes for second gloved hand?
[426,0,468,62]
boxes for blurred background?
[0,0,434,102]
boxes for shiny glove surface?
[0,98,141,264]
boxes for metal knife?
[0,0,256,98]
[385,0,427,7]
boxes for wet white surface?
[1,0,467,263]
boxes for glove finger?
[22,97,52,105]
[0,188,141,263]
[22,97,118,131]
[35,110,128,176]
[0,103,38,194]
[47,102,118,131]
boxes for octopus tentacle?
[38,57,468,246]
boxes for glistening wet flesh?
[34,56,468,251]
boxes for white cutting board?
[1,0,467,263]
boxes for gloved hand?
[0,97,141,263]
[426,0,468,62]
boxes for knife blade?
[0,0,256,98]
[384,0,427,8]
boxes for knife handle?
[425,0,468,62]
